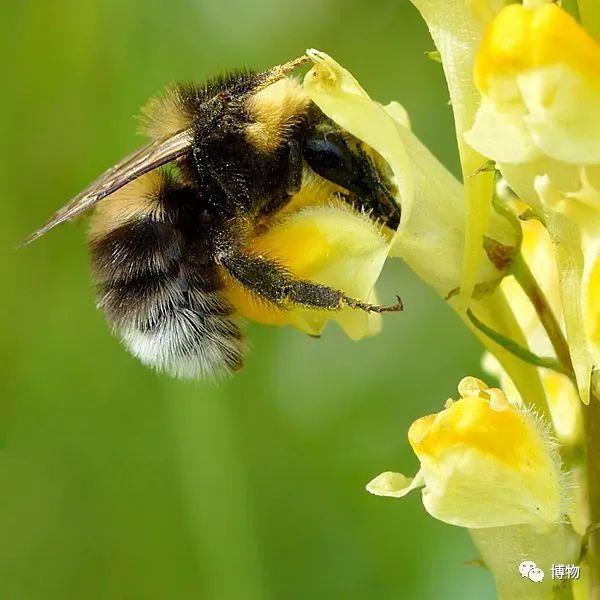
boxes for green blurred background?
[1,1,494,598]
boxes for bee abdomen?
[88,175,245,380]
[115,286,245,380]
[93,241,245,379]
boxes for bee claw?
[344,294,404,314]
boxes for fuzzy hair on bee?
[25,56,402,380]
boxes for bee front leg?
[220,253,403,313]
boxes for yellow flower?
[464,2,600,401]
[365,4,592,596]
[303,49,517,299]
[224,202,389,340]
[367,377,564,528]
[303,50,547,410]
[466,3,600,165]
[410,0,504,307]
[237,50,520,343]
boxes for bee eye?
[303,132,369,196]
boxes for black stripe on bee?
[88,174,246,379]
[90,217,183,282]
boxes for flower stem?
[512,252,575,377]
[467,308,567,375]
[583,395,600,600]
[512,252,600,598]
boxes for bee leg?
[221,253,403,313]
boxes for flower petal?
[465,96,541,163]
[224,204,389,339]
[535,176,595,403]
[471,523,578,599]
[366,470,425,498]
[467,4,600,164]
[369,380,564,529]
[384,111,516,295]
[408,387,563,528]
[411,0,500,308]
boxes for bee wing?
[23,128,194,245]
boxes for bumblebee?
[26,55,401,379]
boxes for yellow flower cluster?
[466,2,600,402]
[227,2,600,596]
[275,2,600,599]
